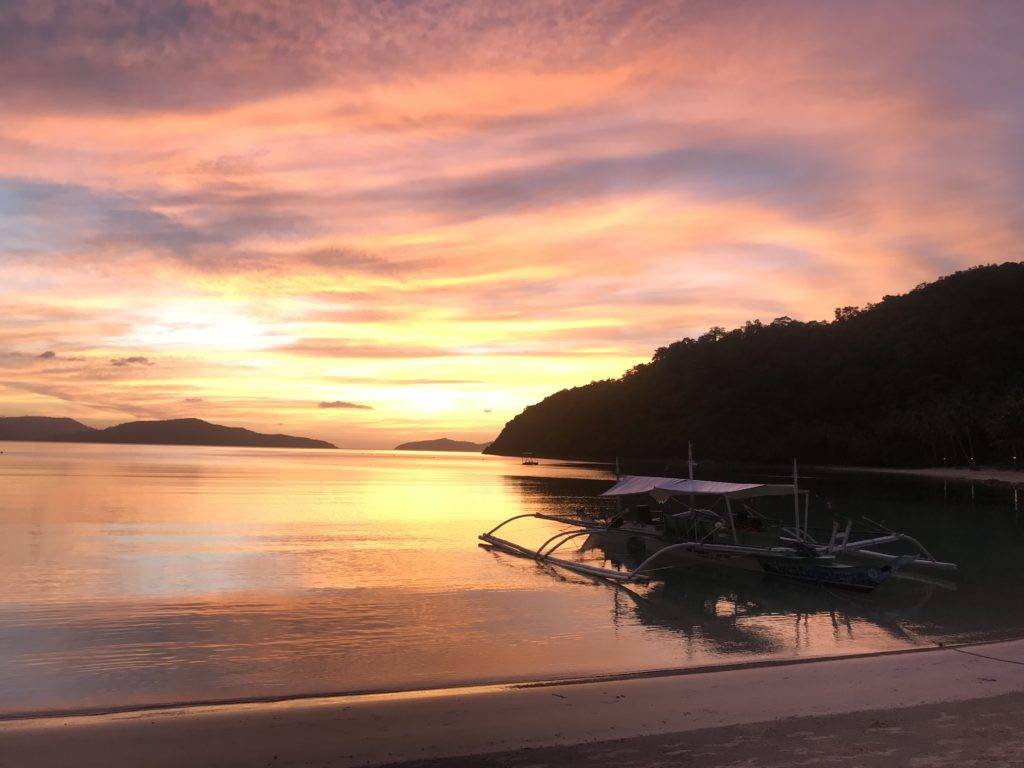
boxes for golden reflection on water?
[0,442,1011,716]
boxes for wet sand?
[3,639,1024,767]
[831,465,1024,487]
[383,691,1024,767]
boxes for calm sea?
[1,442,1021,716]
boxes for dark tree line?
[486,263,1024,467]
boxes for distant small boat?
[521,453,538,466]
[481,456,956,592]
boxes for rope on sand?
[943,644,1024,667]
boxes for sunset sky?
[2,1,1023,447]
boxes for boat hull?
[757,557,902,591]
[587,528,763,572]
[588,526,907,590]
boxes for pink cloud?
[2,0,1023,446]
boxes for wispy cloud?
[2,0,1024,446]
[285,340,454,359]
[110,356,153,367]
[318,400,373,410]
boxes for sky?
[2,0,1023,448]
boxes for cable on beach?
[944,645,1024,667]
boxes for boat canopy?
[601,475,800,500]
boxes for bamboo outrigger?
[480,461,957,591]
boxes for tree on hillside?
[486,263,1024,467]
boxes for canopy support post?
[688,442,696,538]
[725,496,737,543]
[792,458,801,540]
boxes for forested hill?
[0,417,336,450]
[394,438,491,452]
[485,263,1024,467]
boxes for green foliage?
[486,263,1024,467]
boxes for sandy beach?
[383,691,1024,767]
[4,639,1024,767]
[829,465,1024,487]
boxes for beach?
[383,691,1024,767]
[831,465,1024,487]
[4,639,1024,767]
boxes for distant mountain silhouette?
[0,416,97,441]
[394,437,492,452]
[0,416,335,449]
[486,263,1024,467]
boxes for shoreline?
[379,691,1024,767]
[826,465,1024,487]
[0,642,947,722]
[4,637,1024,766]
[487,451,1024,488]
[12,633,1024,723]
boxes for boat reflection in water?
[499,466,1024,657]
[582,533,948,658]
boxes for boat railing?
[836,530,955,570]
[777,520,957,571]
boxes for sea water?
[1,442,1021,716]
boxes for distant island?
[486,263,1024,467]
[0,416,336,450]
[394,437,492,452]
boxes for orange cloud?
[2,1,1023,446]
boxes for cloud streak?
[318,400,373,410]
[110,356,153,367]
[2,0,1024,446]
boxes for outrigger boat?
[480,461,957,592]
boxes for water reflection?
[0,444,1021,716]
[506,467,1024,648]
[612,565,928,655]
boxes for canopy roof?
[601,475,799,500]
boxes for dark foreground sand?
[3,640,1024,767]
[383,691,1024,768]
